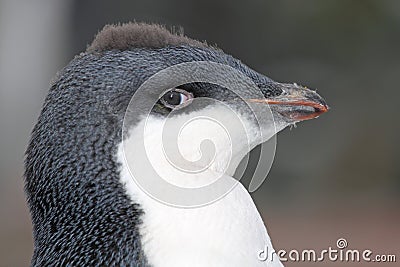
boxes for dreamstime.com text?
[258,238,396,263]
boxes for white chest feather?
[117,108,283,266]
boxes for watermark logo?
[258,238,397,263]
[122,61,278,207]
[336,237,348,249]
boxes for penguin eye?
[160,88,194,109]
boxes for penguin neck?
[117,144,280,267]
[117,115,282,267]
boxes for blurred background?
[0,0,399,266]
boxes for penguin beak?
[248,83,329,121]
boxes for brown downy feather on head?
[87,22,208,52]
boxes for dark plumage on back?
[87,23,208,52]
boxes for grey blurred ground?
[0,0,399,266]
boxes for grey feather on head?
[87,22,209,52]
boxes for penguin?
[24,23,328,266]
